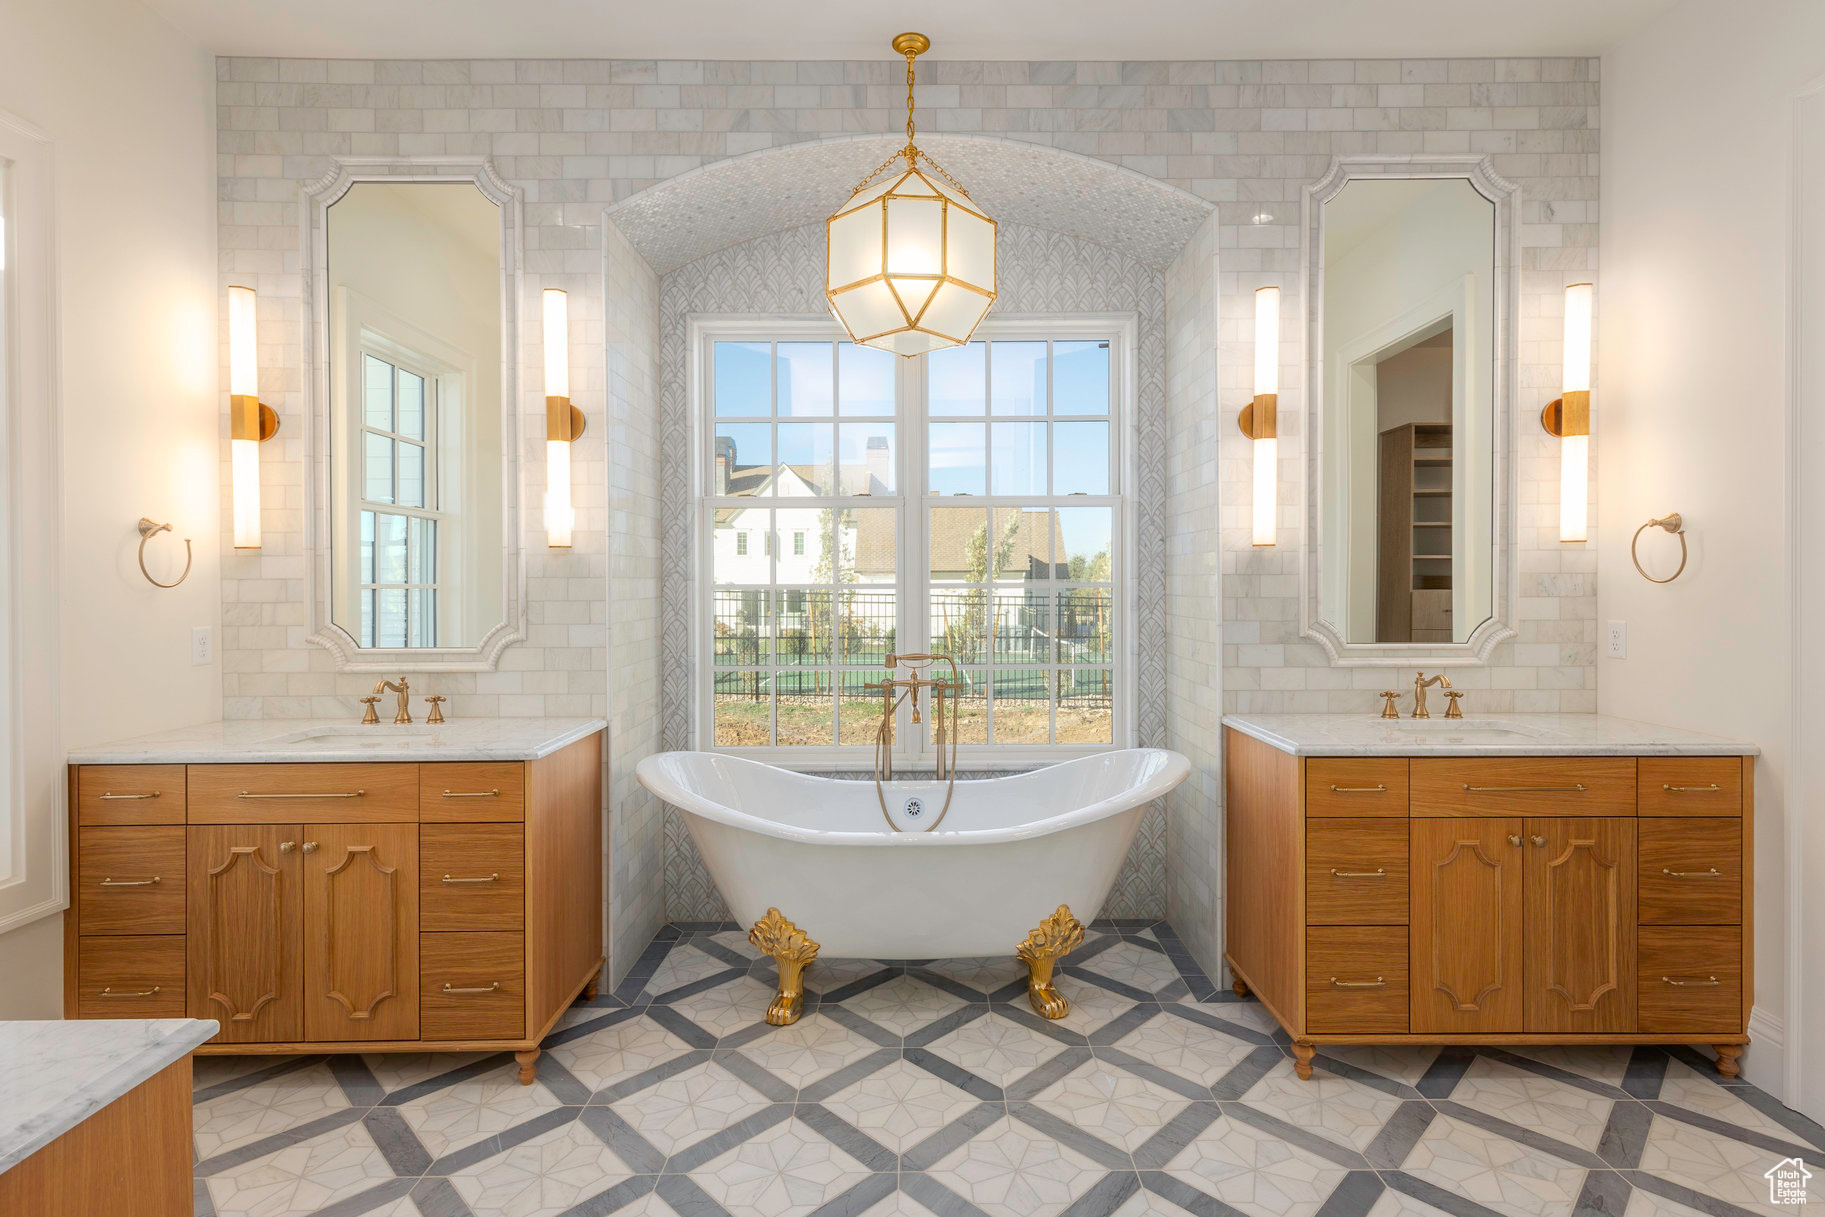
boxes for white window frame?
[0,109,64,932]
[354,341,449,648]
[688,313,1138,770]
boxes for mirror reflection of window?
[1319,177,1495,646]
[326,182,504,650]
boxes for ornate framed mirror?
[300,158,526,672]
[1301,155,1520,666]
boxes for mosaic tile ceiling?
[605,135,1215,275]
[190,921,1823,1217]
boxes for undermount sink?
[270,725,438,747]
[1376,718,1556,742]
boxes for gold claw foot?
[749,908,819,1026]
[1016,905,1086,1020]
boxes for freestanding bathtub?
[635,748,1190,1024]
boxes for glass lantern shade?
[826,162,996,356]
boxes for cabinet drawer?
[1411,757,1636,816]
[76,765,186,826]
[420,824,524,931]
[188,764,419,823]
[420,763,525,822]
[76,935,187,1018]
[1639,818,1742,924]
[78,827,187,934]
[1307,759,1409,818]
[1306,926,1408,1033]
[1306,819,1408,924]
[1638,926,1743,1034]
[420,932,524,1040]
[1639,758,1743,816]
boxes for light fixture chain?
[904,49,918,160]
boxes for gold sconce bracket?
[546,396,586,442]
[231,394,281,443]
[1238,393,1277,440]
[1540,389,1590,438]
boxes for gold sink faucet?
[374,677,412,724]
[1413,671,1452,719]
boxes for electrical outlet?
[191,626,213,666]
[1606,620,1628,659]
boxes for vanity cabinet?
[64,732,602,1083]
[1225,728,1753,1080]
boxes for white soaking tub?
[636,748,1189,1024]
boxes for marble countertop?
[68,716,607,764]
[0,1018,217,1173]
[1222,713,1760,757]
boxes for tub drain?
[903,797,925,819]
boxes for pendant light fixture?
[826,32,997,356]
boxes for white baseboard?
[1742,1004,1786,1097]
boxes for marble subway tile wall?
[214,54,1601,977]
[1164,211,1223,974]
[603,220,666,978]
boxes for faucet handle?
[1378,692,1401,720]
[358,696,381,725]
[1444,690,1465,719]
[424,695,446,725]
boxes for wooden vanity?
[61,723,604,1082]
[1223,717,1756,1080]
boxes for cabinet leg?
[514,1049,540,1085]
[1713,1044,1742,1080]
[1292,1042,1316,1081]
[1231,976,1249,999]
[583,974,600,1001]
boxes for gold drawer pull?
[1463,783,1587,793]
[441,789,500,798]
[98,791,161,800]
[441,873,501,885]
[1330,976,1386,988]
[1662,867,1723,879]
[238,789,366,799]
[1329,784,1387,793]
[442,982,501,995]
[1663,783,1722,792]
[1329,868,1387,879]
[99,876,161,887]
[1662,975,1721,987]
[98,985,161,997]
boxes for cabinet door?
[188,824,302,1043]
[303,823,419,1042]
[1524,817,1636,1033]
[1411,818,1525,1034]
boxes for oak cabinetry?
[65,732,603,1083]
[1224,728,1753,1081]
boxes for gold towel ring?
[137,517,193,589]
[1631,512,1687,584]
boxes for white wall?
[1600,0,1825,1104]
[0,0,217,1016]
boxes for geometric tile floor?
[191,920,1825,1217]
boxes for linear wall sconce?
[1237,285,1280,547]
[227,285,279,549]
[543,287,584,549]
[1542,281,1593,543]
